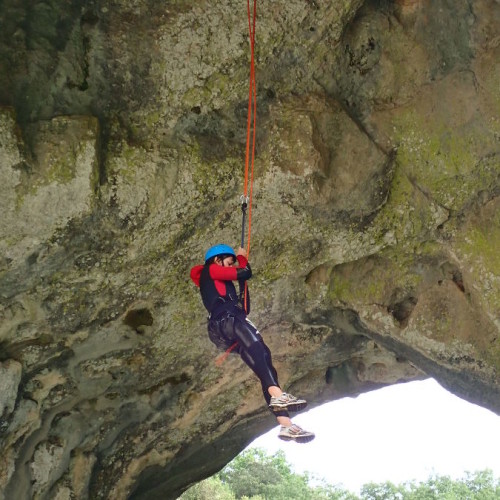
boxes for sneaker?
[268,392,307,413]
[278,424,315,443]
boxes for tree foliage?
[179,448,500,500]
[215,448,354,500]
[360,469,500,500]
[179,476,235,500]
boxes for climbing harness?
[215,0,257,367]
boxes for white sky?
[247,379,500,493]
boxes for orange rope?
[241,0,257,316]
[216,1,257,367]
[215,341,239,366]
[243,0,257,259]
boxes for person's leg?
[268,385,282,398]
[276,415,292,426]
[233,316,307,412]
[229,315,314,442]
[239,339,281,405]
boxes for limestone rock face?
[1,112,99,264]
[0,1,499,499]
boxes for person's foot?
[278,424,315,443]
[268,392,307,413]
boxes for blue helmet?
[205,244,236,263]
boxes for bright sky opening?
[248,379,500,493]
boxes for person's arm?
[236,247,252,281]
[209,264,238,281]
[190,265,203,286]
[236,256,252,281]
[235,248,252,312]
[209,261,252,281]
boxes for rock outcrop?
[0,1,499,499]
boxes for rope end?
[215,342,238,366]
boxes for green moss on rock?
[327,243,447,307]
[391,110,498,212]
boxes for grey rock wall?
[0,1,499,499]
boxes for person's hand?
[236,247,247,258]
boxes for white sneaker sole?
[269,400,307,413]
[278,433,315,443]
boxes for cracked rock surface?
[0,1,499,499]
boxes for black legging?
[208,311,289,417]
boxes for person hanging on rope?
[190,244,315,443]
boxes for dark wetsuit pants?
[208,308,289,417]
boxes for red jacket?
[190,255,251,314]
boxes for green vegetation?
[390,110,498,214]
[359,470,500,500]
[179,448,500,500]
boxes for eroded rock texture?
[0,0,499,499]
